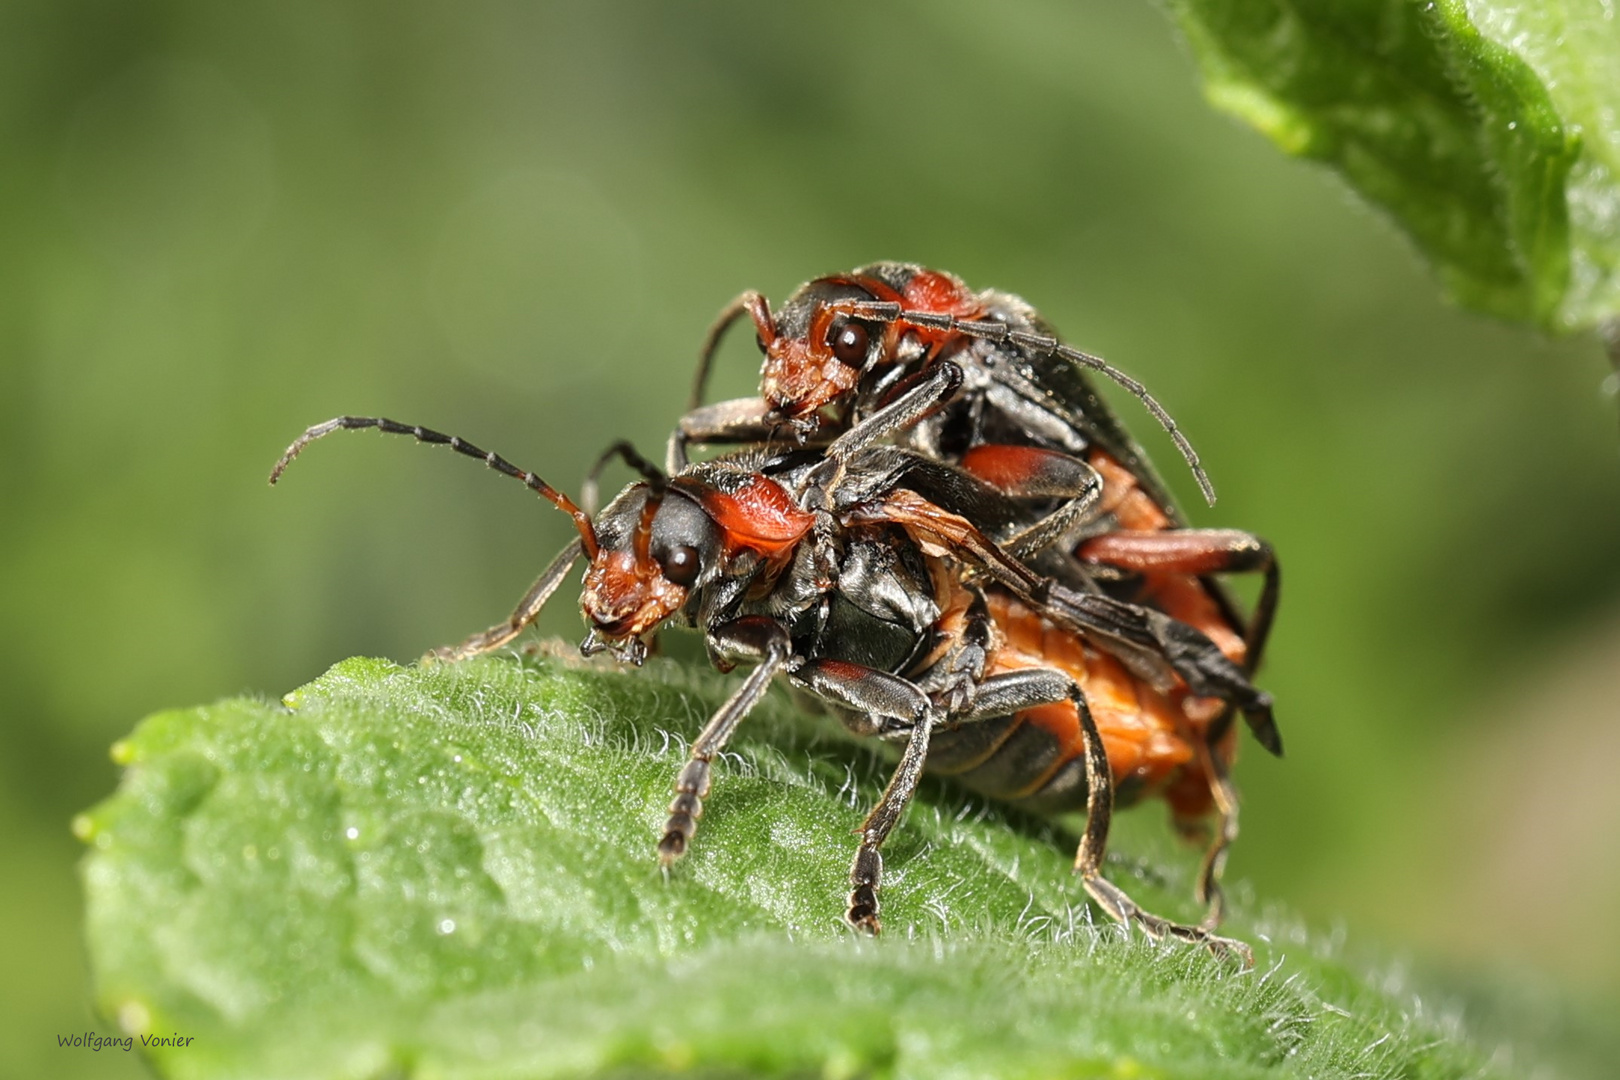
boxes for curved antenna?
[688,290,774,412]
[269,416,601,558]
[834,300,1216,506]
[579,440,667,570]
[580,439,666,515]
[1035,335,1214,506]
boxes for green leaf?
[1165,0,1620,332]
[81,654,1515,1079]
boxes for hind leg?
[954,667,1253,967]
[1192,741,1239,930]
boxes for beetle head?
[579,484,723,663]
[756,278,888,431]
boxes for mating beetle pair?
[272,264,1279,962]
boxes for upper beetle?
[677,264,1280,768]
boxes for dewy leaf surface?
[81,654,1515,1079]
[1166,0,1620,331]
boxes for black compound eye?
[659,544,702,587]
[829,321,869,367]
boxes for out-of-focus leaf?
[1461,1,1620,329]
[80,654,1522,1078]
[1166,0,1620,332]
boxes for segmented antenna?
[842,300,1217,506]
[688,290,774,412]
[580,440,667,516]
[268,416,601,558]
[579,440,668,568]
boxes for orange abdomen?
[926,590,1227,826]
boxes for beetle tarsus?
[845,847,884,933]
[1081,872,1254,968]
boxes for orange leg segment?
[1080,528,1279,675]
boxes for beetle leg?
[848,708,935,933]
[666,396,786,473]
[578,440,667,519]
[831,360,964,462]
[912,586,993,714]
[658,617,792,864]
[1190,735,1239,930]
[791,659,937,933]
[873,446,1103,563]
[688,290,772,413]
[955,445,1104,559]
[1077,715,1247,964]
[949,666,1252,966]
[946,668,1115,834]
[672,289,810,470]
[426,539,584,662]
[1079,529,1280,672]
[800,362,966,503]
[1078,526,1279,843]
[793,659,933,739]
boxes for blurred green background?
[3,2,1617,1076]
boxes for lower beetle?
[271,416,1257,962]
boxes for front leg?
[666,396,789,473]
[796,362,965,507]
[957,444,1104,559]
[426,539,582,662]
[791,659,937,932]
[658,617,792,863]
[898,444,1104,560]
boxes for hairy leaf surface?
[1169,0,1620,331]
[81,655,1513,1078]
